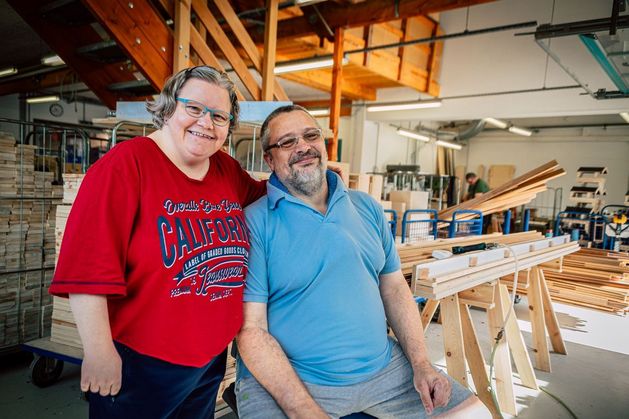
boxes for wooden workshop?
[0,1,628,418]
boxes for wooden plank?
[192,0,261,100]
[280,69,376,101]
[440,295,468,387]
[420,299,439,333]
[85,0,172,88]
[460,304,501,419]
[529,267,551,372]
[174,0,192,72]
[262,0,279,101]
[189,28,245,102]
[328,26,344,162]
[458,283,495,309]
[487,285,516,415]
[538,269,567,355]
[498,284,538,390]
[440,160,563,220]
[214,0,288,100]
[266,0,496,41]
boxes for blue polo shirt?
[238,170,401,386]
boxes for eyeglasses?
[176,97,233,127]
[264,128,323,152]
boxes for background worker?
[464,172,490,201]
[235,105,490,419]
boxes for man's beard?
[285,148,326,196]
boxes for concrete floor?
[1,296,628,418]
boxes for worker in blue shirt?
[235,105,490,419]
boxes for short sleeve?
[49,148,140,297]
[242,206,269,303]
[217,151,266,206]
[374,200,401,275]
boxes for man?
[235,105,490,418]
[464,172,490,201]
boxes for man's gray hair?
[146,66,239,134]
[260,104,321,152]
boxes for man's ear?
[263,153,274,171]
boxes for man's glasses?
[264,128,323,152]
[176,97,233,127]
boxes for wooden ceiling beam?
[250,0,497,42]
[7,0,151,109]
[192,0,261,100]
[279,70,376,101]
[328,27,344,162]
[83,0,172,88]
[0,69,75,97]
[261,0,278,101]
[214,0,288,100]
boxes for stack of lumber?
[439,160,565,221]
[51,174,85,349]
[0,132,62,349]
[504,248,629,314]
[349,173,383,202]
[411,235,577,300]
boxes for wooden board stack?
[438,160,565,221]
[410,235,578,300]
[503,247,629,314]
[0,132,62,349]
[50,174,85,349]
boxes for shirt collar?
[267,169,347,210]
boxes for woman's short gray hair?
[146,66,240,134]
[260,104,320,152]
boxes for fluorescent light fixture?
[274,56,348,75]
[294,0,327,5]
[26,95,60,104]
[308,109,329,117]
[396,128,430,142]
[508,126,533,136]
[41,54,65,66]
[483,117,508,129]
[367,100,441,112]
[620,112,629,123]
[0,67,17,77]
[435,140,462,150]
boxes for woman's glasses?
[176,97,233,127]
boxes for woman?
[49,66,266,418]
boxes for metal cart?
[21,337,82,387]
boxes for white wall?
[27,99,109,125]
[351,121,440,173]
[366,0,629,123]
[0,94,110,140]
[464,127,629,206]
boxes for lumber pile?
[50,174,85,349]
[0,132,63,349]
[504,248,629,314]
[409,234,578,300]
[439,160,565,221]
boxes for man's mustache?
[289,149,321,166]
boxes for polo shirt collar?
[267,169,347,210]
